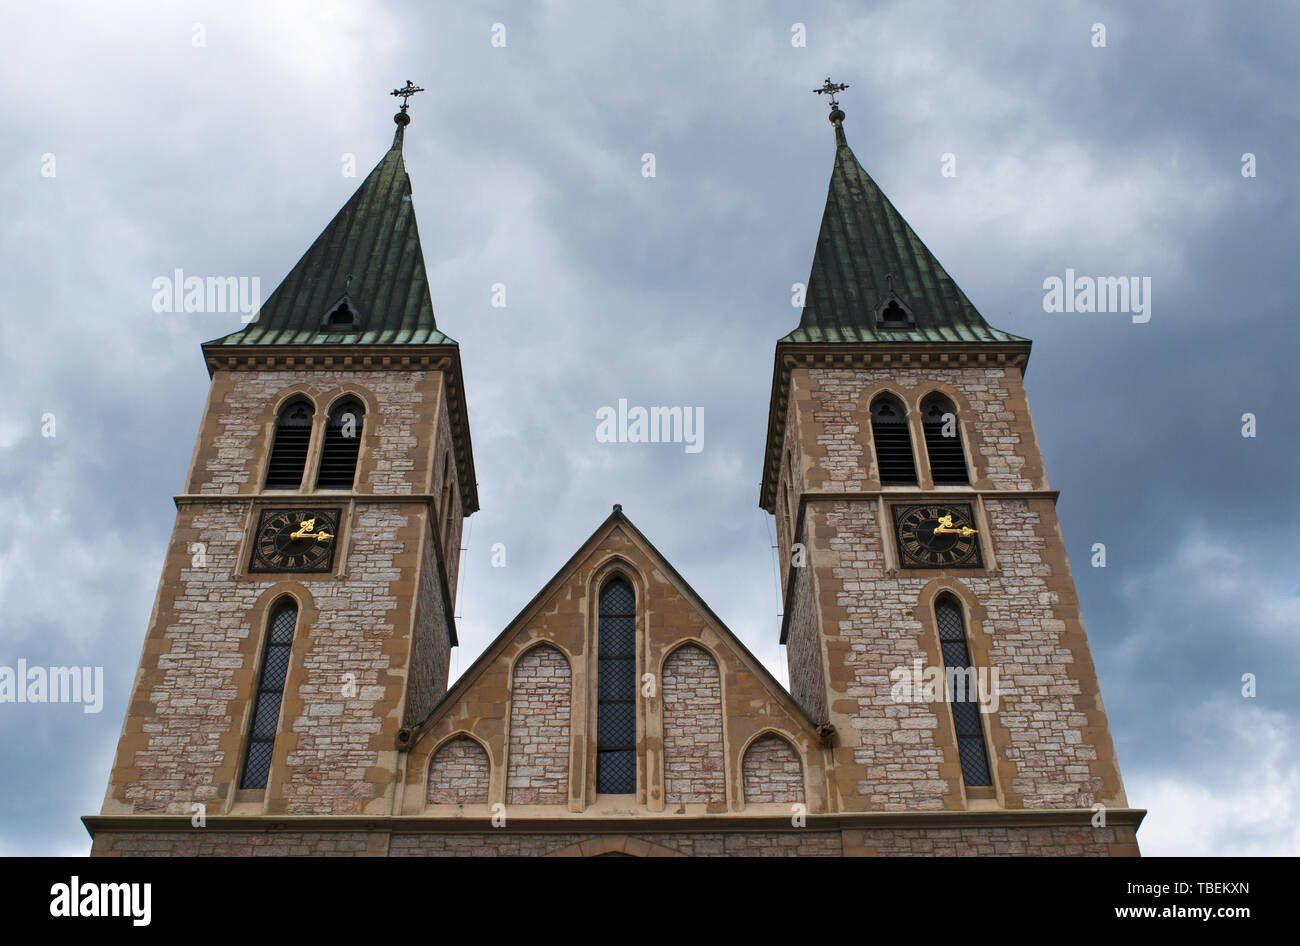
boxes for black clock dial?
[249,508,341,573]
[892,503,983,570]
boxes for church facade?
[84,94,1143,856]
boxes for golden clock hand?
[290,518,319,540]
[933,525,978,536]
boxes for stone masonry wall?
[506,645,571,805]
[426,736,490,805]
[90,823,1138,856]
[662,645,726,807]
[192,368,442,496]
[812,497,1118,810]
[108,499,414,813]
[783,546,826,726]
[405,520,451,726]
[99,366,450,818]
[392,831,843,857]
[780,364,1127,813]
[742,734,804,805]
[784,365,1046,496]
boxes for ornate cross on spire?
[812,77,849,142]
[812,77,849,111]
[390,79,425,128]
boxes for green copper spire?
[207,94,452,348]
[782,97,1026,345]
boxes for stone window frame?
[906,384,981,491]
[737,727,807,809]
[263,391,319,491]
[867,390,920,487]
[227,585,315,813]
[582,558,647,808]
[915,582,1005,811]
[314,394,367,491]
[257,384,379,498]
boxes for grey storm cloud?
[0,0,1296,855]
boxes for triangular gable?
[407,505,820,739]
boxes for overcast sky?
[2,0,1297,857]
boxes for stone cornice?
[83,808,1145,837]
[199,343,479,515]
[758,340,1034,511]
[173,492,447,508]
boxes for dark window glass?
[596,579,636,793]
[241,603,298,790]
[936,597,991,787]
[922,396,970,485]
[265,400,313,489]
[316,400,364,489]
[870,395,918,485]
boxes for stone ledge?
[83,807,1146,838]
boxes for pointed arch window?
[240,600,298,790]
[265,399,313,489]
[596,578,637,794]
[935,595,991,787]
[870,394,918,485]
[922,394,970,485]
[316,399,364,489]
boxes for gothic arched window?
[922,394,970,485]
[870,394,918,485]
[240,600,298,790]
[596,578,637,794]
[315,399,364,489]
[935,595,991,787]
[264,398,313,489]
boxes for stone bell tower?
[89,86,477,844]
[759,84,1141,853]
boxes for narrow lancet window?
[265,399,313,490]
[596,579,637,794]
[316,399,364,489]
[922,395,970,485]
[870,394,918,485]
[936,595,992,787]
[240,601,298,790]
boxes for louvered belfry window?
[596,579,637,794]
[935,596,992,787]
[264,399,313,489]
[240,601,298,790]
[870,395,918,485]
[316,400,364,489]
[922,395,970,485]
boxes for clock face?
[892,503,984,570]
[248,508,341,574]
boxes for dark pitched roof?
[782,122,1027,345]
[207,128,453,347]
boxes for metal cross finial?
[391,80,425,114]
[812,77,849,110]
